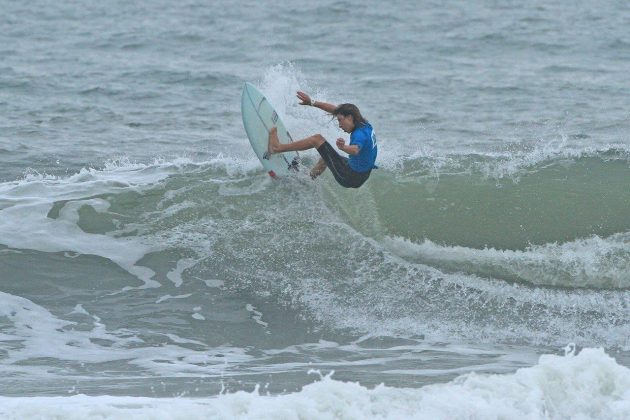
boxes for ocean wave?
[360,154,630,250]
[0,348,627,419]
[1,153,628,349]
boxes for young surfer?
[267,91,377,188]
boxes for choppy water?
[1,0,629,418]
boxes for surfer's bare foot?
[310,158,327,179]
[267,127,282,154]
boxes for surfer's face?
[337,114,355,133]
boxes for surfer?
[267,91,377,188]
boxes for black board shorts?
[317,142,371,188]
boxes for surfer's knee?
[310,134,325,148]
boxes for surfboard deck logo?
[241,83,300,178]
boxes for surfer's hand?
[296,91,312,106]
[336,138,346,150]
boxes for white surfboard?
[241,83,299,178]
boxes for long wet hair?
[332,103,367,128]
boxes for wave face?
[1,154,628,357]
[357,153,630,289]
[373,154,630,249]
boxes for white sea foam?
[0,348,627,419]
[283,224,630,348]
[470,142,630,181]
[0,292,253,377]
[0,155,257,288]
[258,64,350,148]
[378,140,630,181]
[155,294,193,304]
[166,258,198,287]
[383,232,630,288]
[0,162,176,288]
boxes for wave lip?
[383,145,630,179]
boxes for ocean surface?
[1,0,630,418]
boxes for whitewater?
[1,0,629,419]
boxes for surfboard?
[241,83,299,178]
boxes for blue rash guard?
[348,122,378,173]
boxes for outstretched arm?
[297,91,337,114]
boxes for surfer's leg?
[310,158,327,179]
[315,141,368,188]
[268,127,325,154]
